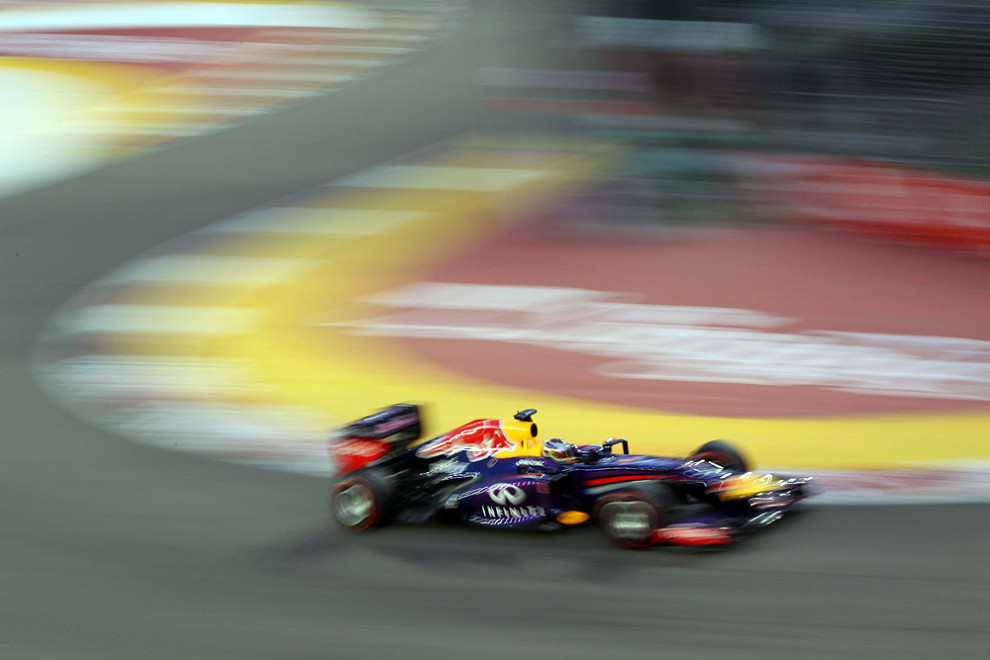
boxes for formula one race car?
[328,404,811,548]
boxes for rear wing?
[329,403,423,474]
[337,403,422,444]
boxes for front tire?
[690,440,750,472]
[594,485,673,549]
[330,469,393,532]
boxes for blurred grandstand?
[479,0,990,246]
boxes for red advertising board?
[754,155,990,253]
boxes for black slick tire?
[330,468,394,532]
[594,484,674,549]
[690,440,750,472]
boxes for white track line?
[187,70,354,84]
[42,355,275,397]
[329,165,552,191]
[63,305,261,335]
[208,207,426,235]
[0,3,378,31]
[102,255,318,285]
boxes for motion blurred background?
[2,1,989,658]
[479,0,990,249]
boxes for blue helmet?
[542,438,577,463]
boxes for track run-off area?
[4,2,989,506]
[7,2,986,505]
[34,131,990,504]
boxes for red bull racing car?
[328,404,812,548]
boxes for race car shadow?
[256,504,816,581]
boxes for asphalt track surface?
[1,6,988,660]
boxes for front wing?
[652,478,812,548]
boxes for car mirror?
[602,437,629,455]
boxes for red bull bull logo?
[416,420,516,461]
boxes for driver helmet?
[543,438,578,463]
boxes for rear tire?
[690,440,750,472]
[594,484,674,549]
[330,469,394,532]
